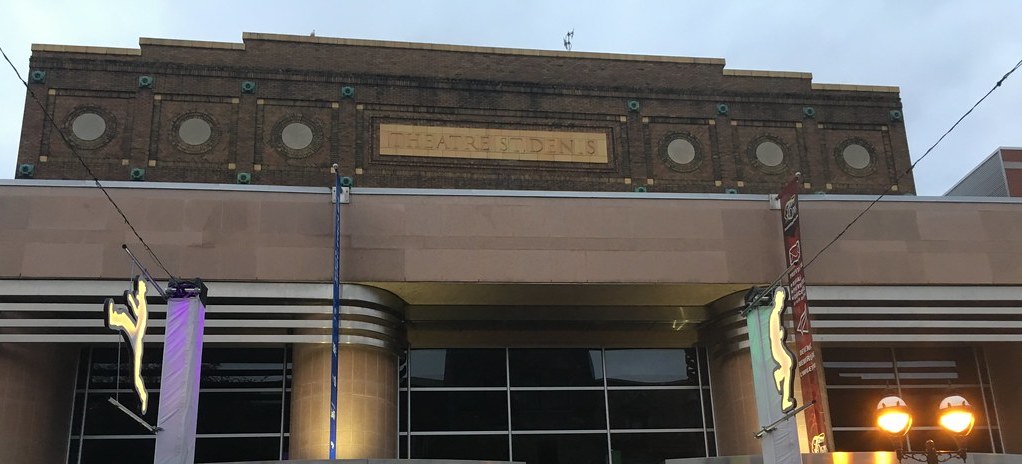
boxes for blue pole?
[330,168,341,459]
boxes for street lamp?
[938,395,976,437]
[875,394,975,464]
[876,395,912,437]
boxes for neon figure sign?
[767,287,797,413]
[104,276,150,413]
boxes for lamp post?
[875,394,976,464]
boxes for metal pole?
[329,166,342,459]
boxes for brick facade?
[15,34,914,194]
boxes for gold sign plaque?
[379,124,609,163]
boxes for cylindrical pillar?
[288,284,405,460]
[290,345,398,459]
[0,343,79,464]
[708,349,762,455]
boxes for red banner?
[778,177,830,452]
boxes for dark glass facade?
[67,346,291,464]
[63,343,1007,463]
[400,348,715,464]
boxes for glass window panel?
[88,347,163,389]
[993,429,1003,453]
[84,393,159,435]
[284,346,293,389]
[828,388,888,428]
[509,349,604,387]
[984,387,998,427]
[410,349,506,387]
[411,434,509,461]
[200,347,285,389]
[894,347,979,385]
[67,438,79,464]
[194,437,281,463]
[399,389,408,432]
[605,349,697,386]
[400,434,408,459]
[822,347,894,386]
[76,349,90,388]
[608,389,703,429]
[703,388,714,430]
[70,392,85,438]
[81,438,155,464]
[411,391,507,431]
[832,430,899,452]
[707,431,717,457]
[282,389,291,434]
[512,432,607,464]
[511,390,606,431]
[196,391,282,434]
[698,347,710,385]
[977,346,992,385]
[399,352,408,388]
[611,432,707,463]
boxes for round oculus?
[666,138,696,165]
[842,143,872,170]
[281,123,314,150]
[755,141,784,167]
[177,118,212,146]
[71,113,106,141]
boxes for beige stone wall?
[290,344,398,459]
[0,344,78,464]
[3,184,1022,289]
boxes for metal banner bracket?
[331,186,351,204]
[107,397,161,434]
[754,400,816,439]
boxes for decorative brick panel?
[17,34,914,194]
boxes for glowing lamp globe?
[938,395,975,437]
[876,395,912,437]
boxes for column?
[0,343,79,464]
[290,345,398,459]
[288,283,405,460]
[708,349,762,455]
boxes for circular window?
[270,114,324,159]
[748,137,789,174]
[282,123,314,150]
[835,139,877,177]
[170,112,220,154]
[659,133,702,173]
[667,139,696,165]
[842,144,871,169]
[72,113,106,141]
[64,106,117,149]
[756,141,784,167]
[178,118,212,146]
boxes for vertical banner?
[329,171,341,459]
[778,177,829,452]
[154,295,205,464]
[746,287,801,464]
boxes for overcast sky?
[1,1,1020,195]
